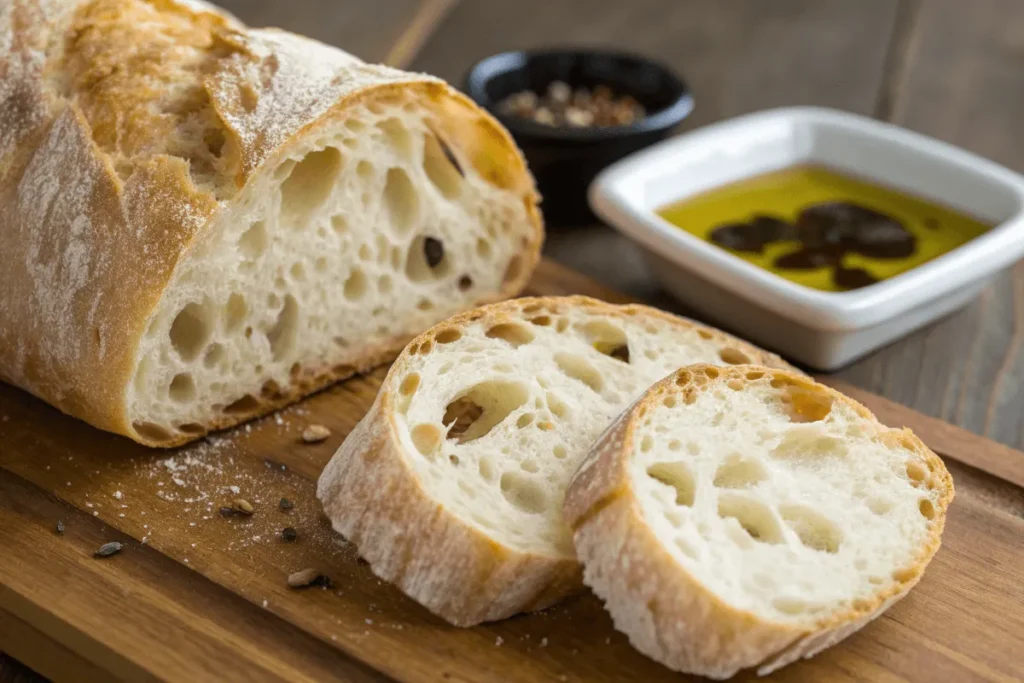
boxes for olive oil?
[657,165,992,291]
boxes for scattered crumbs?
[183,558,189,564]
[495,636,503,647]
[141,536,150,544]
[274,414,284,426]
[251,535,261,543]
[85,502,94,508]
[45,465,51,471]
[94,541,122,557]
[540,638,548,648]
[55,519,65,535]
[119,513,125,518]
[92,511,99,517]
[245,424,252,433]
[331,635,338,642]
[141,511,146,516]
[262,599,268,608]
[226,485,241,495]
[301,424,331,443]
[365,618,373,625]
[113,490,123,500]
[189,522,196,527]
[191,543,197,548]
[65,481,71,487]
[143,524,149,529]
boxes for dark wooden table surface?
[5,0,1024,680]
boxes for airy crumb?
[302,424,331,443]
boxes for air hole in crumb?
[530,315,551,327]
[697,329,713,340]
[458,275,473,291]
[224,394,259,414]
[500,472,546,514]
[416,299,434,311]
[383,167,419,235]
[719,347,752,365]
[717,494,782,544]
[169,373,195,402]
[280,147,341,229]
[919,498,936,520]
[478,456,497,482]
[290,262,306,281]
[331,215,348,233]
[378,118,413,157]
[516,413,534,428]
[203,343,226,369]
[554,353,603,393]
[261,379,283,399]
[435,328,461,344]
[344,269,368,300]
[555,318,570,333]
[178,422,205,435]
[267,295,299,361]
[583,321,630,363]
[410,423,442,456]
[705,367,720,379]
[780,504,842,553]
[378,274,393,294]
[713,454,768,489]
[674,538,697,559]
[553,445,567,459]
[640,435,653,453]
[906,461,928,484]
[773,597,813,615]
[746,371,765,380]
[546,393,569,419]
[780,387,833,423]
[486,323,534,347]
[423,134,463,199]
[356,160,373,179]
[399,374,420,397]
[646,461,695,507]
[170,301,213,362]
[727,379,744,391]
[238,220,268,258]
[520,459,539,473]
[668,440,681,451]
[443,381,529,443]
[315,256,329,273]
[406,236,450,281]
[133,422,173,443]
[476,238,492,259]
[663,396,677,408]
[449,455,460,466]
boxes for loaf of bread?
[564,365,953,678]
[316,296,794,626]
[0,0,542,446]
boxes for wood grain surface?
[2,261,1024,683]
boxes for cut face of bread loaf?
[316,296,794,626]
[0,0,541,446]
[564,365,953,679]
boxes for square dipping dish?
[589,106,1024,370]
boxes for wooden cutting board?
[1,260,1022,683]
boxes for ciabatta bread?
[316,296,793,626]
[564,365,953,679]
[0,0,541,446]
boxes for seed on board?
[94,541,122,558]
[234,498,254,515]
[281,527,298,542]
[301,424,331,443]
[55,519,65,535]
[279,497,294,511]
[288,568,330,588]
[219,506,242,517]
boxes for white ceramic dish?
[589,106,1024,370]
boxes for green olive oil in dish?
[656,165,992,291]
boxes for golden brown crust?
[564,365,954,678]
[0,0,542,447]
[317,296,798,626]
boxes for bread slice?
[0,0,541,447]
[316,296,794,626]
[564,364,953,679]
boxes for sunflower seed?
[95,541,122,558]
[288,568,330,588]
[301,424,331,443]
[279,497,294,511]
[281,527,298,542]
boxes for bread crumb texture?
[0,0,541,445]
[568,365,953,678]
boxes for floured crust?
[316,297,797,626]
[563,365,953,679]
[0,0,542,447]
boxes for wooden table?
[4,0,1024,679]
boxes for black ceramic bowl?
[465,49,693,226]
